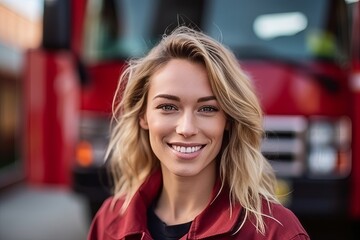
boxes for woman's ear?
[139,113,149,130]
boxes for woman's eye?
[157,104,177,111]
[199,106,219,112]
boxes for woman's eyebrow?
[153,94,180,101]
[153,94,216,103]
[198,96,216,103]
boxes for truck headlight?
[308,121,334,146]
[75,113,109,168]
[309,146,337,174]
[307,117,351,178]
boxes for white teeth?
[172,145,202,153]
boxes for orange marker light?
[76,141,93,167]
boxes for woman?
[88,26,309,240]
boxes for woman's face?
[140,59,227,178]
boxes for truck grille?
[262,116,308,177]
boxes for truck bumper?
[288,177,350,217]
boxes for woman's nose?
[176,111,198,138]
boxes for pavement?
[0,184,90,240]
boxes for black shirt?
[147,204,192,240]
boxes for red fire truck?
[24,0,360,238]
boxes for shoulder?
[235,200,309,239]
[262,201,309,239]
[94,196,125,223]
[87,196,124,240]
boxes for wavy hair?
[107,26,278,234]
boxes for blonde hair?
[107,26,278,234]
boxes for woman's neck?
[154,163,217,225]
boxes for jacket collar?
[106,169,243,239]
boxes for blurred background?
[0,1,90,239]
[0,0,360,239]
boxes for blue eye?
[199,106,219,112]
[157,104,177,111]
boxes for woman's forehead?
[148,59,214,99]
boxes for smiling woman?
[87,26,310,240]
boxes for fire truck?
[24,0,360,238]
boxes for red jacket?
[88,170,309,240]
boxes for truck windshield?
[83,0,349,64]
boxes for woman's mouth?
[171,145,203,154]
